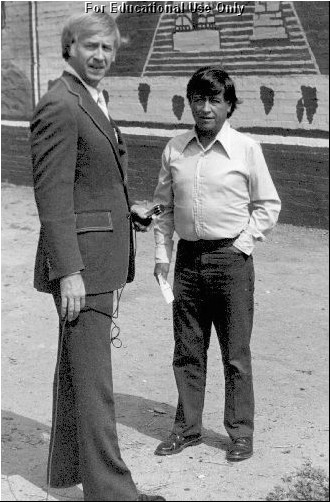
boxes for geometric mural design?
[142,1,319,76]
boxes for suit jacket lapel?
[60,72,127,183]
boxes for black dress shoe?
[154,432,202,456]
[136,494,166,501]
[226,437,253,462]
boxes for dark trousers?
[172,239,255,441]
[49,291,138,501]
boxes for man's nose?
[94,46,105,61]
[201,99,211,112]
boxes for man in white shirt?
[31,11,164,501]
[153,66,281,462]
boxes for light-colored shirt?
[153,120,281,263]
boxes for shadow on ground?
[116,393,228,450]
[2,395,228,495]
[1,410,84,500]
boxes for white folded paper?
[157,274,174,304]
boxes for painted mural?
[109,1,326,131]
[0,0,329,131]
[114,1,320,77]
[1,1,33,119]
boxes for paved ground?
[1,182,329,501]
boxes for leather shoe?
[226,437,253,462]
[136,495,166,501]
[154,432,202,456]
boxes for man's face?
[69,31,116,88]
[190,90,231,136]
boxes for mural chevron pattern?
[142,1,319,76]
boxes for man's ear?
[69,40,77,58]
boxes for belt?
[179,237,237,251]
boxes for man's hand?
[60,272,86,322]
[131,204,153,233]
[154,263,170,284]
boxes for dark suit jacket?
[30,72,135,294]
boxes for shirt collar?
[181,120,232,158]
[214,120,232,158]
[65,63,101,102]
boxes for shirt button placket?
[194,153,205,238]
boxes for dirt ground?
[1,182,329,501]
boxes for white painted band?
[2,121,329,148]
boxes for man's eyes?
[193,97,224,104]
[84,44,113,52]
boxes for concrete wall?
[1,125,328,228]
[124,135,329,229]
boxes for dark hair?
[61,12,120,61]
[186,66,239,118]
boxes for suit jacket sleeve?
[31,96,85,281]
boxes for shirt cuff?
[61,270,82,278]
[155,242,173,264]
[233,232,257,256]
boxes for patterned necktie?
[97,91,109,120]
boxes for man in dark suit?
[31,12,165,502]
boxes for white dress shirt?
[154,120,281,263]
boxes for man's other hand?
[60,272,86,322]
[154,263,170,283]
